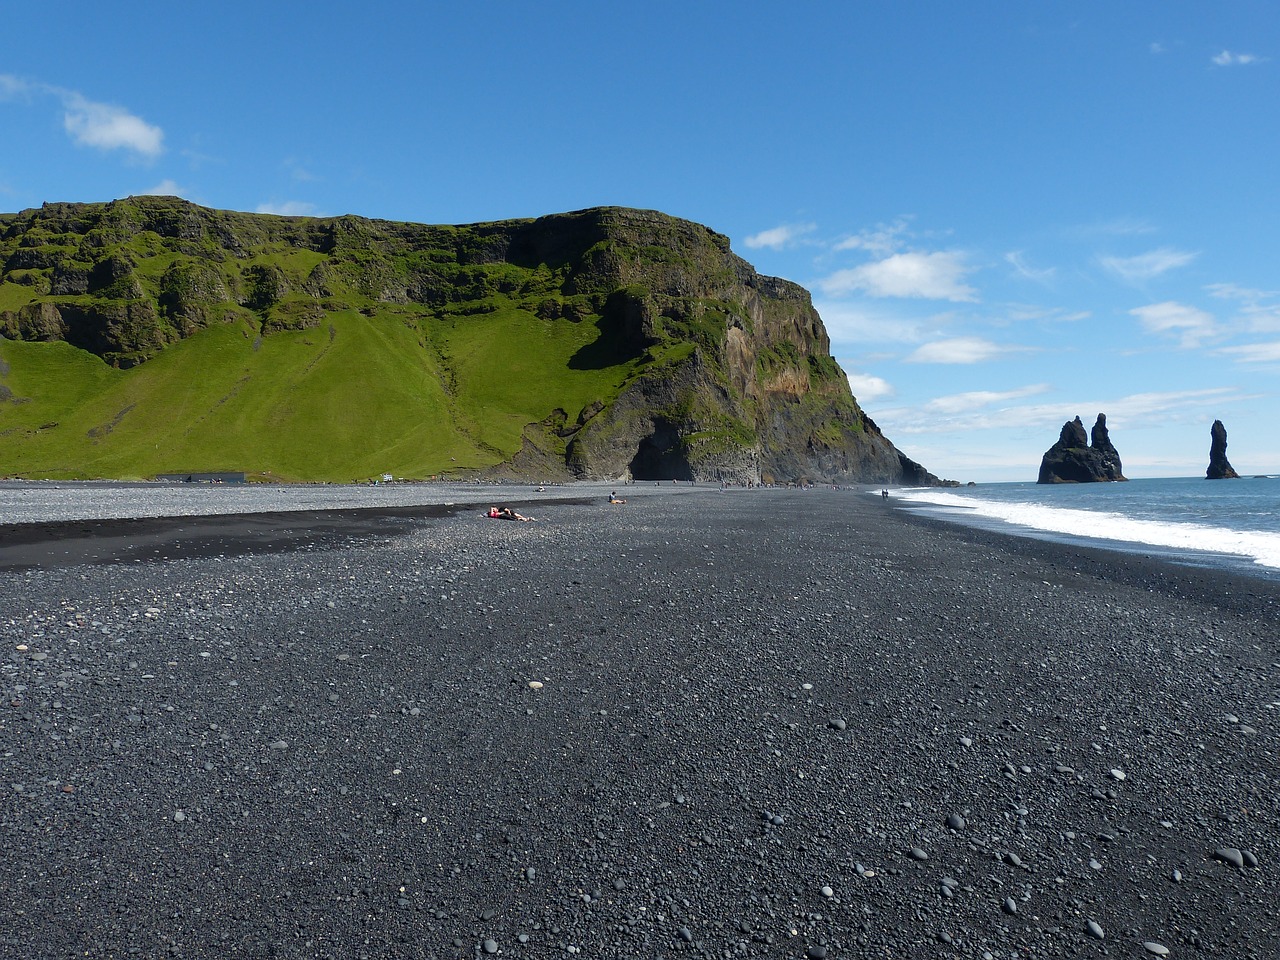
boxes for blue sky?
[2,2,1277,481]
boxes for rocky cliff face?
[1037,414,1127,483]
[1206,420,1240,480]
[0,198,942,484]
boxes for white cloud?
[141,179,187,198]
[1100,247,1197,283]
[61,92,163,157]
[845,371,894,402]
[819,251,977,302]
[743,222,815,250]
[1005,251,1055,283]
[905,336,1027,364]
[1150,42,1167,55]
[256,201,319,217]
[1,73,163,158]
[1218,341,1280,363]
[1212,50,1261,66]
[1129,301,1218,348]
[833,219,912,256]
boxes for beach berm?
[1,487,1276,958]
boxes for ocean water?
[888,475,1280,578]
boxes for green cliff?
[0,197,939,484]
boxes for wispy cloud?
[833,218,912,256]
[1218,341,1280,363]
[1002,304,1091,325]
[921,384,1050,415]
[1067,217,1158,239]
[905,336,1029,364]
[743,222,816,250]
[876,387,1245,435]
[0,73,163,158]
[1005,250,1055,283]
[256,201,320,217]
[1212,50,1262,66]
[1205,283,1280,333]
[844,370,894,402]
[814,301,931,344]
[1099,247,1196,283]
[819,251,977,302]
[1129,301,1218,348]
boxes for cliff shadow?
[568,290,654,371]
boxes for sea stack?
[1206,420,1240,479]
[1037,414,1127,483]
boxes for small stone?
[1243,850,1259,868]
[1086,919,1105,940]
[828,718,847,731]
[269,740,288,751]
[677,926,693,943]
[806,947,828,960]
[946,813,967,830]
[1171,868,1183,882]
[1214,846,1245,868]
[482,939,498,954]
[525,867,536,881]
[528,680,543,690]
[909,846,929,861]
[820,885,834,898]
[959,736,973,747]
[173,810,186,822]
[1005,851,1024,868]
[1002,897,1018,915]
[1109,768,1126,781]
[1142,943,1169,957]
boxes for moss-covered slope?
[0,197,938,484]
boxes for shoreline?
[2,489,1276,958]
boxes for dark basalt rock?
[1037,414,1127,483]
[1206,420,1240,479]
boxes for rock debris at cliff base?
[1,490,1276,959]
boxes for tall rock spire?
[1206,420,1240,479]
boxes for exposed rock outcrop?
[1037,414,1127,483]
[1206,420,1240,479]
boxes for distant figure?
[609,491,627,504]
[881,489,889,499]
[487,506,535,522]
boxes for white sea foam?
[891,488,1280,571]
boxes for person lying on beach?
[487,506,536,522]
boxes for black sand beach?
[1,489,1276,959]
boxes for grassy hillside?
[0,197,934,485]
[1,304,639,481]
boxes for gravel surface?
[1,488,1277,959]
[0,480,685,524]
